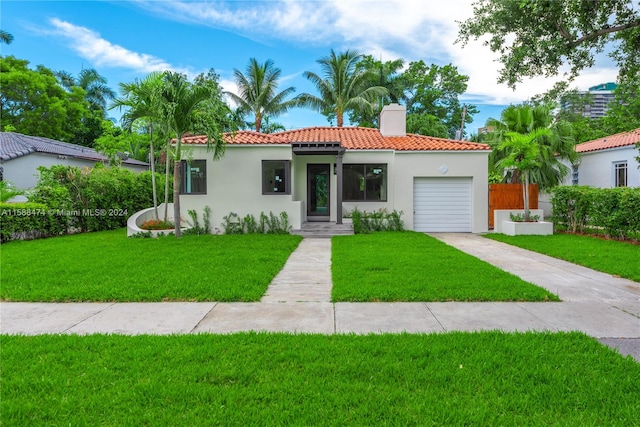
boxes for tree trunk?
[163,146,170,222]
[337,112,343,127]
[149,123,159,220]
[523,171,530,221]
[173,159,182,238]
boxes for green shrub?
[349,208,404,234]
[552,186,640,239]
[221,211,291,234]
[0,202,57,242]
[27,165,166,235]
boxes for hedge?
[551,186,640,239]
[1,165,168,242]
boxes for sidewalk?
[1,234,638,359]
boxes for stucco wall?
[2,153,148,189]
[179,145,303,232]
[179,145,489,233]
[565,147,640,188]
[394,151,489,233]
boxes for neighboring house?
[179,104,491,233]
[0,132,149,189]
[564,128,640,188]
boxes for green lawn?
[0,230,302,302]
[332,232,558,302]
[485,233,640,282]
[2,332,638,426]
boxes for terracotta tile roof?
[182,127,489,151]
[576,128,640,153]
[181,130,289,145]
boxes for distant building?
[562,82,618,119]
[477,126,495,135]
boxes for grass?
[2,332,638,426]
[0,230,302,302]
[485,233,640,282]
[332,232,558,302]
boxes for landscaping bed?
[2,332,638,425]
[331,232,558,302]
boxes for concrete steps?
[291,222,354,238]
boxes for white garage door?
[413,177,472,232]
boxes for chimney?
[379,103,406,137]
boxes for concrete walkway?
[1,234,638,359]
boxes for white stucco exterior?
[2,152,148,189]
[562,146,640,188]
[179,144,489,233]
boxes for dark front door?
[307,164,330,220]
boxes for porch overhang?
[292,142,345,156]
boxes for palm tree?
[351,56,405,126]
[486,104,578,190]
[110,72,165,219]
[225,58,297,133]
[296,49,388,127]
[159,71,227,238]
[497,128,551,221]
[56,68,116,114]
[0,30,14,44]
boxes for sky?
[1,0,620,137]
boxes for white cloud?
[48,18,194,76]
[132,0,619,106]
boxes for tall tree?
[486,104,579,190]
[56,68,116,115]
[0,56,93,142]
[497,128,551,221]
[158,70,234,237]
[349,56,405,127]
[401,61,477,138]
[225,58,297,133]
[0,30,14,44]
[296,49,388,127]
[457,0,640,88]
[111,72,166,219]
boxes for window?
[571,165,579,185]
[614,161,627,187]
[262,160,290,194]
[181,160,206,194]
[343,164,387,201]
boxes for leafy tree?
[0,30,14,44]
[497,128,551,221]
[602,76,640,133]
[111,72,166,219]
[94,120,150,164]
[0,56,94,142]
[297,49,388,127]
[401,61,477,138]
[225,58,297,133]
[158,70,235,237]
[406,113,449,138]
[349,56,405,127]
[457,0,640,88]
[486,104,578,190]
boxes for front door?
[307,164,330,220]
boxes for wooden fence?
[488,183,538,229]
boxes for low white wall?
[127,203,190,237]
[494,209,544,234]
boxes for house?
[0,132,149,189]
[178,104,491,233]
[564,128,640,188]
